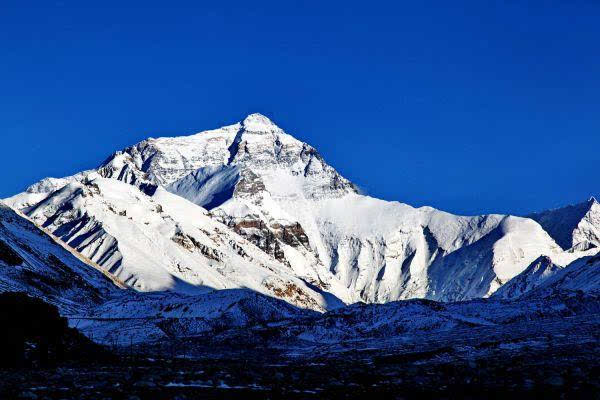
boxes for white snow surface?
[518,253,600,298]
[528,197,600,251]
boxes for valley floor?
[2,313,599,399]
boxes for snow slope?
[18,176,338,311]
[519,254,600,298]
[492,256,564,300]
[0,200,324,345]
[528,197,600,251]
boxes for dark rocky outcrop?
[0,239,23,266]
[0,292,111,368]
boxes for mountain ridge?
[528,197,600,251]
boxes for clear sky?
[2,1,599,215]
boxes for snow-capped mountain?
[528,197,600,251]
[1,198,326,346]
[496,253,600,300]
[492,256,564,300]
[533,254,600,296]
[4,113,599,308]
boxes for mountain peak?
[241,113,280,133]
[528,197,600,251]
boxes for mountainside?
[492,256,564,300]
[0,202,118,313]
[528,197,600,251]
[0,199,325,348]
[521,254,600,298]
[4,113,600,308]
[19,177,339,311]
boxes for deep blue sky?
[2,1,599,215]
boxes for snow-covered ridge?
[528,197,600,251]
[4,113,600,309]
[496,253,600,300]
[492,256,564,300]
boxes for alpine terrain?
[2,114,600,397]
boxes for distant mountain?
[492,256,564,300]
[4,114,600,310]
[522,254,600,298]
[528,197,600,251]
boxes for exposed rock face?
[214,213,311,265]
[272,221,311,248]
[171,231,223,261]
